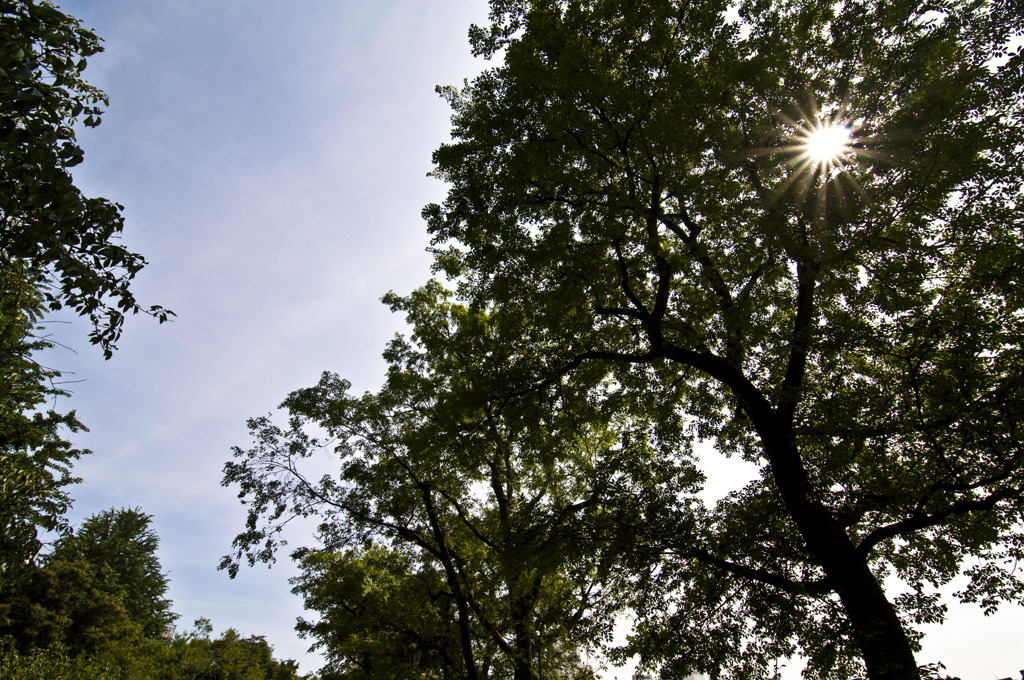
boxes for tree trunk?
[512,631,537,680]
[762,428,920,680]
[511,594,538,680]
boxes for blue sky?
[47,0,491,672]
[42,1,1024,677]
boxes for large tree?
[421,1,1024,679]
[1,0,171,356]
[224,285,666,680]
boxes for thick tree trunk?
[511,592,539,680]
[512,631,537,680]
[829,555,921,680]
[762,429,920,680]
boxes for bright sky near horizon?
[41,2,1023,678]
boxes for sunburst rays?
[761,103,884,235]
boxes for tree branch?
[855,487,1019,559]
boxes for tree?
[50,507,176,638]
[294,546,600,680]
[224,285,654,680]
[1,504,302,677]
[0,264,86,581]
[1,0,171,357]
[1,507,175,653]
[420,1,1024,679]
[3,0,172,608]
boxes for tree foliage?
[0,507,304,679]
[416,1,1024,679]
[0,557,138,654]
[0,265,86,580]
[223,285,666,680]
[292,545,465,680]
[1,507,175,652]
[1,0,171,356]
[0,618,307,680]
[50,507,176,638]
[151,619,305,680]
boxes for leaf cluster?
[0,618,308,680]
[1,0,172,356]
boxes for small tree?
[291,544,466,680]
[51,507,176,638]
[161,619,305,680]
[0,557,137,654]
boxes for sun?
[753,103,876,220]
[798,120,852,169]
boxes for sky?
[38,1,1024,678]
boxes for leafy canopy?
[223,285,679,680]
[0,557,139,654]
[0,616,307,680]
[419,0,1024,678]
[1,507,176,652]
